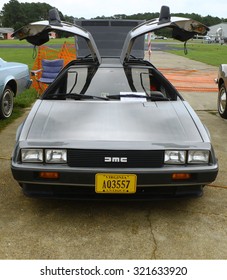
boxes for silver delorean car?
[11,7,218,199]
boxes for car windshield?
[44,62,178,101]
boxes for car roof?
[13,6,209,65]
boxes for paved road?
[0,51,226,259]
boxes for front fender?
[1,73,15,85]
[0,75,16,95]
[15,122,25,142]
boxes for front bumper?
[11,163,218,200]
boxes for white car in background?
[0,58,31,119]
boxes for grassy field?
[0,48,35,69]
[0,38,226,131]
[0,37,75,45]
[168,41,227,66]
[0,38,75,67]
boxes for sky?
[0,0,227,19]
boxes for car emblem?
[104,157,127,163]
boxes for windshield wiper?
[46,93,168,101]
[46,93,109,101]
[107,93,169,101]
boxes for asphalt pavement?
[0,51,227,259]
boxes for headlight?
[164,151,186,164]
[164,150,210,165]
[188,150,209,164]
[21,149,43,163]
[45,149,67,163]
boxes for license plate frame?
[95,173,137,194]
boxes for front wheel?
[218,83,227,119]
[0,86,14,119]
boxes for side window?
[130,68,147,92]
[66,67,88,94]
[130,68,163,95]
[127,66,176,100]
[140,73,160,93]
[140,72,167,97]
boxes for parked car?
[11,6,218,199]
[0,58,31,119]
[203,35,212,43]
[216,64,227,118]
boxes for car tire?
[0,86,14,119]
[218,83,227,119]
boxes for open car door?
[13,6,209,65]
[12,9,101,64]
[120,6,209,63]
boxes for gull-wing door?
[121,6,209,63]
[12,9,101,64]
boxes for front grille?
[67,149,164,168]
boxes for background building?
[207,23,227,43]
[0,27,14,39]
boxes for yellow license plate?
[95,173,137,194]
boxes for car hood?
[24,100,204,150]
[0,58,27,68]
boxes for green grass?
[0,37,75,45]
[0,38,75,68]
[168,42,227,67]
[0,48,35,69]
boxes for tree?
[63,15,75,24]
[1,0,54,30]
[1,0,26,30]
[20,2,53,22]
[1,1,227,31]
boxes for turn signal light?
[172,173,191,180]
[39,172,60,179]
